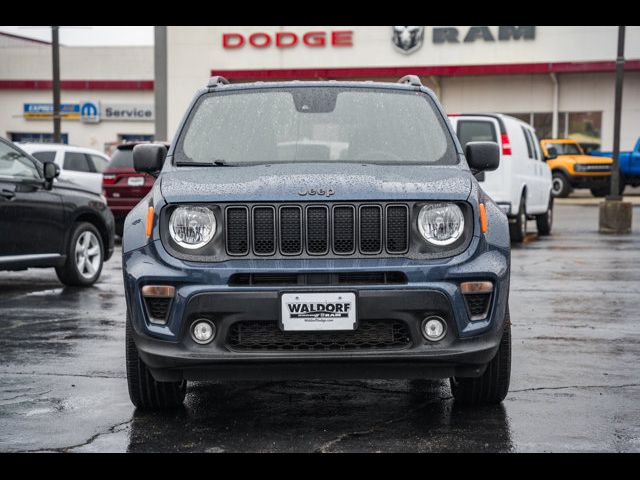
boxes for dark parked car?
[102,143,165,236]
[123,76,511,410]
[0,137,114,286]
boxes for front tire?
[536,196,553,236]
[55,222,104,287]
[126,313,186,410]
[509,195,527,243]
[450,310,511,406]
[551,172,572,198]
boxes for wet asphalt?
[0,203,639,453]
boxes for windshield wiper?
[175,160,236,167]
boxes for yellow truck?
[540,139,613,197]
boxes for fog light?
[422,316,447,342]
[191,319,215,345]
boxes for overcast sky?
[0,26,154,46]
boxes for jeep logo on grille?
[298,188,335,197]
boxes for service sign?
[23,102,154,123]
[102,103,154,122]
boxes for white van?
[18,143,109,195]
[448,114,553,243]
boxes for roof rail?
[207,76,230,88]
[398,75,423,87]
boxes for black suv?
[0,137,115,286]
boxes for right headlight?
[169,206,216,249]
[417,203,465,246]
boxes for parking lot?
[0,201,638,453]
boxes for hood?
[160,162,472,204]
[53,178,102,198]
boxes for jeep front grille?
[225,203,410,257]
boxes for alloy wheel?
[75,231,101,280]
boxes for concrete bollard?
[599,200,633,234]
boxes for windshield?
[175,88,456,166]
[108,149,134,169]
[544,142,583,156]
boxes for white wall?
[0,38,154,151]
[166,26,640,140]
[0,43,152,81]
[0,89,154,152]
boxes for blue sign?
[23,103,81,120]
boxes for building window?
[10,132,69,144]
[501,112,602,149]
[566,112,602,151]
[533,113,553,141]
[119,134,154,143]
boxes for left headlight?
[169,206,216,249]
[417,203,465,246]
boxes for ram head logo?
[392,26,425,55]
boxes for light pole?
[154,26,168,142]
[608,26,625,200]
[599,26,632,234]
[51,26,62,143]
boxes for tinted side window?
[529,131,542,161]
[107,149,134,169]
[457,121,497,149]
[32,151,57,163]
[89,154,109,173]
[521,126,533,159]
[64,152,91,172]
[0,142,40,180]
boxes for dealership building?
[1,27,639,154]
[163,26,640,151]
[0,32,154,154]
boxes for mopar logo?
[81,102,99,123]
[298,188,335,197]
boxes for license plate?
[281,292,357,331]
[128,177,144,186]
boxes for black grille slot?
[144,297,171,322]
[228,320,411,352]
[359,206,382,254]
[464,293,492,319]
[229,271,408,286]
[253,207,276,255]
[225,207,249,255]
[306,206,329,255]
[386,205,409,253]
[280,206,302,255]
[336,271,407,285]
[333,206,355,254]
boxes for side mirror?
[466,142,500,173]
[133,144,167,176]
[545,147,558,161]
[43,161,60,189]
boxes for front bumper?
[569,174,610,189]
[123,235,510,381]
